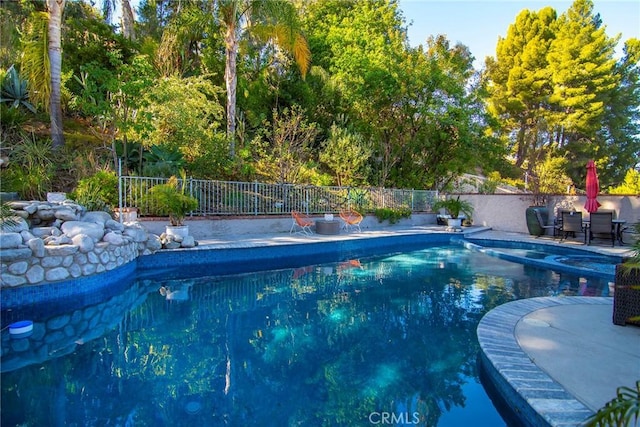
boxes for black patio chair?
[560,211,585,243]
[534,209,559,238]
[588,211,615,246]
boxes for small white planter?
[447,218,462,228]
[166,225,189,239]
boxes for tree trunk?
[514,119,527,168]
[225,27,238,158]
[47,0,65,149]
[120,0,136,41]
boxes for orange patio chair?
[290,210,314,235]
[339,208,363,233]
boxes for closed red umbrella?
[584,160,601,213]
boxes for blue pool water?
[1,244,614,426]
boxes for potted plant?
[433,196,474,228]
[523,170,550,236]
[144,174,198,237]
[613,222,640,326]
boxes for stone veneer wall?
[0,200,161,288]
[1,275,151,373]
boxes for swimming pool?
[0,240,616,426]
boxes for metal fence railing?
[118,176,439,217]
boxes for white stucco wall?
[460,194,640,233]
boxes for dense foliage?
[0,0,637,201]
[484,0,640,190]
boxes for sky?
[118,0,639,68]
[399,0,640,67]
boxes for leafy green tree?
[302,1,502,190]
[596,39,640,187]
[0,0,35,69]
[320,123,370,186]
[215,0,311,158]
[252,105,318,183]
[547,0,619,181]
[61,2,152,172]
[484,7,556,169]
[301,0,412,186]
[135,75,228,177]
[136,0,181,43]
[485,0,637,190]
[608,169,640,195]
[71,54,155,173]
[530,154,573,195]
[63,1,137,78]
[154,2,212,77]
[396,36,502,191]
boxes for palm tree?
[20,3,65,149]
[18,11,49,109]
[216,0,311,158]
[47,0,65,149]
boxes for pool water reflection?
[1,245,612,426]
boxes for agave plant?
[0,65,36,113]
[142,145,186,178]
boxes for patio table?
[613,219,626,245]
[315,219,341,235]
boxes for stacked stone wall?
[1,278,151,372]
[0,200,161,288]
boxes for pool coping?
[477,296,611,427]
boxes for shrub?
[374,207,411,224]
[144,175,198,226]
[1,136,54,199]
[71,170,118,212]
[432,196,474,219]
